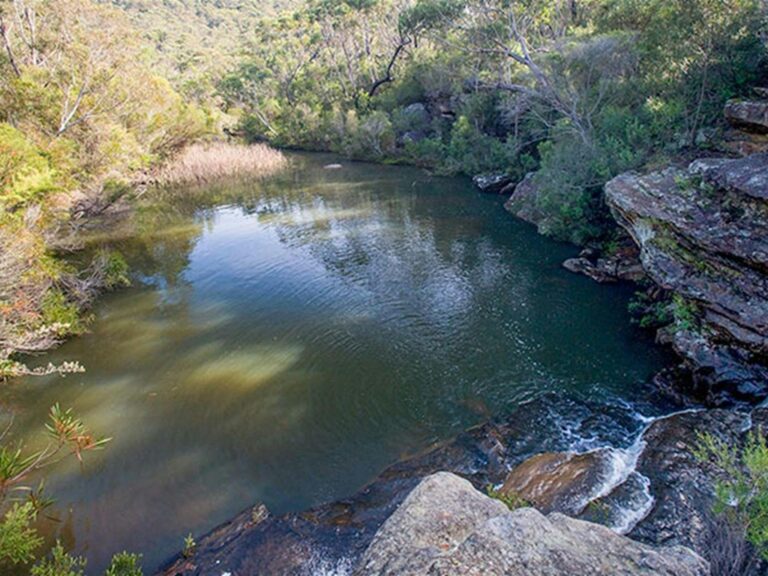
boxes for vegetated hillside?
[99,0,298,99]
[221,0,765,244]
[0,0,211,377]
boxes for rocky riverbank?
[157,98,768,576]
[504,97,768,407]
[157,395,767,575]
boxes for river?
[1,153,673,572]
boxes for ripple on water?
[4,154,673,572]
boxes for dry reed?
[155,142,288,186]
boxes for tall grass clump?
[155,142,288,186]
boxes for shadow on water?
[0,153,674,572]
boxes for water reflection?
[2,153,672,572]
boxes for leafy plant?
[31,542,87,576]
[486,486,529,511]
[182,533,196,558]
[104,552,144,576]
[0,406,110,568]
[693,430,768,565]
[671,294,700,331]
[0,503,43,565]
[628,291,673,330]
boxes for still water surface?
[3,154,670,571]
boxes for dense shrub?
[0,124,58,211]
[694,430,768,575]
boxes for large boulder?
[725,99,768,133]
[354,472,709,576]
[353,472,508,575]
[504,171,547,226]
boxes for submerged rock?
[354,473,709,576]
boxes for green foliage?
[182,533,196,558]
[628,291,673,330]
[0,407,110,569]
[0,124,58,211]
[694,430,768,560]
[527,137,603,244]
[671,294,700,331]
[104,552,144,576]
[398,0,465,36]
[445,115,514,176]
[40,291,83,337]
[0,0,211,361]
[99,0,297,100]
[341,110,396,159]
[0,503,42,566]
[597,0,765,141]
[486,486,529,511]
[216,0,766,244]
[100,251,131,290]
[31,543,87,576]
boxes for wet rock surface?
[562,237,645,283]
[497,408,768,573]
[500,449,618,515]
[628,409,747,551]
[155,397,759,576]
[156,396,654,575]
[355,473,709,576]
[154,396,768,576]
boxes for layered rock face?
[354,472,709,576]
[605,150,768,404]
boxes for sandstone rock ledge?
[354,472,708,576]
[604,154,768,405]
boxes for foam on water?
[612,473,655,535]
[307,554,353,576]
[545,406,706,535]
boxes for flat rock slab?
[355,473,709,576]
